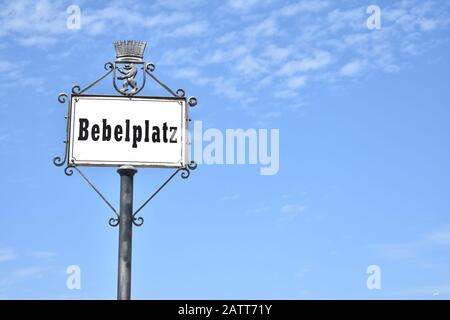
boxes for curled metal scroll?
[58,93,68,103]
[132,216,144,227]
[64,165,74,176]
[176,89,185,97]
[53,93,70,167]
[188,96,198,107]
[109,217,120,227]
[179,161,198,179]
[145,62,156,72]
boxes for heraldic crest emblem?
[113,40,147,96]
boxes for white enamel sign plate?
[68,95,188,168]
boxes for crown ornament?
[114,40,147,62]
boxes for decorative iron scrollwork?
[53,93,70,167]
[145,62,156,72]
[109,217,120,227]
[132,216,144,227]
[180,161,198,179]
[64,166,74,176]
[176,89,186,97]
[188,96,198,107]
[53,40,198,228]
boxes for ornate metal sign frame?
[67,94,189,168]
[53,40,197,227]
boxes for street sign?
[53,40,198,300]
[68,94,188,168]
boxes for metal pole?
[117,165,137,300]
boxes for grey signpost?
[53,40,198,300]
[117,165,136,300]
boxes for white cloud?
[235,55,265,78]
[0,249,16,262]
[0,1,208,45]
[12,267,46,279]
[340,59,366,77]
[17,35,57,47]
[326,7,366,32]
[1,0,448,103]
[286,76,307,90]
[245,16,278,38]
[173,67,202,80]
[262,45,292,62]
[0,134,10,141]
[228,0,270,11]
[373,243,417,260]
[401,283,450,295]
[278,51,332,77]
[33,251,57,259]
[372,225,450,261]
[279,0,330,17]
[221,194,240,201]
[216,32,237,44]
[281,204,307,220]
[260,111,281,119]
[427,227,450,245]
[169,21,209,38]
[212,77,245,100]
[245,206,271,216]
[281,204,307,214]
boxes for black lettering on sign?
[91,124,100,141]
[162,122,168,143]
[114,125,123,141]
[125,119,130,142]
[152,126,161,143]
[132,125,142,148]
[170,127,177,143]
[102,119,111,141]
[144,120,150,142]
[76,118,179,148]
[78,118,89,140]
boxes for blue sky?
[1,0,450,299]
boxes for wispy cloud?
[12,267,46,279]
[0,266,48,287]
[168,0,449,106]
[277,51,332,77]
[400,283,450,295]
[373,242,418,260]
[245,206,270,216]
[228,0,272,12]
[0,249,16,262]
[0,0,209,43]
[373,225,450,260]
[340,59,367,77]
[221,194,240,201]
[427,227,450,245]
[0,133,12,142]
[1,0,449,105]
[281,204,307,220]
[33,251,57,259]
